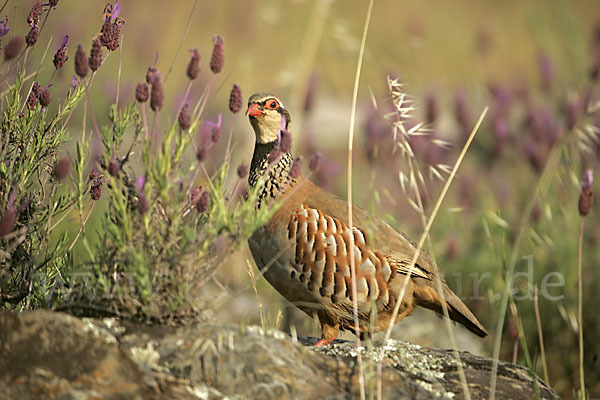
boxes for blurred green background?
[12,0,600,397]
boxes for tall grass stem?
[533,285,549,385]
[577,218,585,399]
[346,0,375,399]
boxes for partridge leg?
[314,322,339,346]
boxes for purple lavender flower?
[579,169,594,216]
[290,156,302,178]
[4,36,23,60]
[425,89,438,125]
[280,129,292,152]
[137,193,149,215]
[38,85,51,107]
[136,175,146,192]
[179,103,191,130]
[111,0,121,20]
[196,191,210,213]
[136,175,150,217]
[591,49,600,81]
[75,44,89,77]
[488,82,512,112]
[107,158,120,177]
[490,110,510,156]
[25,25,39,47]
[308,151,322,172]
[146,56,158,83]
[209,35,224,73]
[210,114,222,143]
[27,1,43,28]
[237,163,248,179]
[538,52,554,93]
[53,35,69,70]
[0,16,10,37]
[0,207,16,238]
[229,83,242,113]
[27,82,41,110]
[150,71,164,112]
[88,36,103,72]
[190,187,202,206]
[186,48,200,80]
[523,138,545,172]
[99,2,124,52]
[267,148,282,164]
[71,75,78,88]
[135,83,148,103]
[364,111,388,161]
[196,145,207,162]
[89,169,107,201]
[52,158,71,181]
[455,88,471,137]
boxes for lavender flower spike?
[579,169,594,216]
[0,16,10,37]
[210,113,223,143]
[136,174,146,192]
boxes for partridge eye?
[268,100,278,109]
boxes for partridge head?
[245,93,487,345]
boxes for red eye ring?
[267,100,279,109]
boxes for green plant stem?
[115,35,123,110]
[39,7,52,33]
[84,81,102,142]
[49,201,77,232]
[577,217,585,399]
[224,113,235,164]
[533,285,549,385]
[140,103,149,140]
[511,302,540,399]
[68,201,95,252]
[151,110,159,153]
[42,181,57,245]
[0,0,9,14]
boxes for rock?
[0,311,560,399]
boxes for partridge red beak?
[245,103,264,117]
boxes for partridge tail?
[414,280,488,338]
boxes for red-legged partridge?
[245,93,487,345]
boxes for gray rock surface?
[0,311,559,399]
